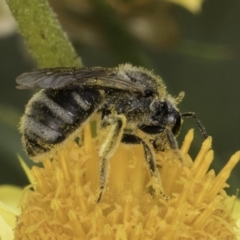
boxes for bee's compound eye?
[166,115,176,124]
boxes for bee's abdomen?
[21,89,101,158]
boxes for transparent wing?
[16,67,145,93]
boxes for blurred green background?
[0,0,239,194]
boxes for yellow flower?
[0,185,22,240]
[6,123,240,239]
[0,157,33,240]
[165,0,204,14]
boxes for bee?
[17,64,208,202]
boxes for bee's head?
[139,100,182,136]
[151,100,181,135]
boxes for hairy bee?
[17,64,207,202]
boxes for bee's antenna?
[181,112,208,139]
[175,91,185,104]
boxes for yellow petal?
[165,0,204,14]
[0,185,21,215]
[0,201,17,228]
[17,154,35,184]
[0,213,14,240]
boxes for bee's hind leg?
[96,114,126,202]
[121,134,168,200]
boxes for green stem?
[6,0,82,68]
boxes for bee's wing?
[16,67,105,89]
[16,67,145,93]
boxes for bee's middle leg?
[121,134,168,200]
[97,114,126,202]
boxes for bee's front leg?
[96,114,126,202]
